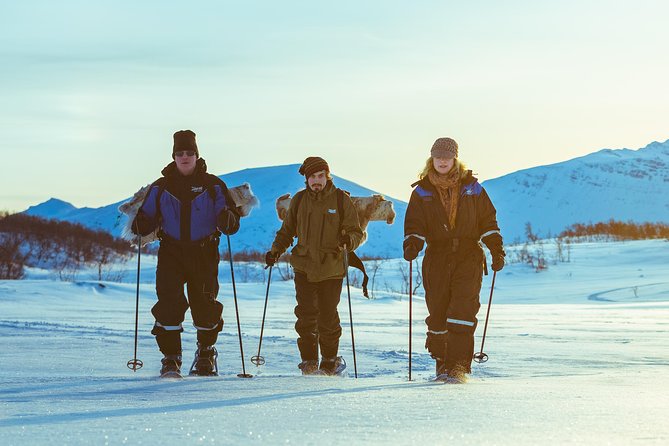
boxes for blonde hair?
[419,157,469,180]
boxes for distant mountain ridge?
[23,139,669,252]
[483,139,669,242]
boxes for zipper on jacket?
[319,212,326,255]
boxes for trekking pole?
[343,244,358,378]
[251,265,272,366]
[473,271,497,363]
[408,259,412,381]
[226,234,253,378]
[127,235,143,371]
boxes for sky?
[1,0,668,212]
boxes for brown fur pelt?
[119,182,259,246]
[275,193,395,244]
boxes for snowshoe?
[316,356,347,376]
[298,359,319,376]
[434,367,468,384]
[160,354,183,379]
[189,344,219,376]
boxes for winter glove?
[403,244,420,262]
[131,211,156,236]
[403,236,424,262]
[217,208,240,235]
[265,251,278,267]
[491,252,505,272]
[338,233,352,250]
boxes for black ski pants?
[422,246,484,373]
[293,272,343,361]
[150,237,223,356]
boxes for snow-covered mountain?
[24,164,408,258]
[482,139,669,242]
[23,139,669,251]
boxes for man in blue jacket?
[132,130,240,378]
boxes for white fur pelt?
[119,182,259,247]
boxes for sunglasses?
[174,150,196,157]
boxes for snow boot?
[189,344,219,376]
[160,354,183,379]
[317,356,347,376]
[298,359,319,376]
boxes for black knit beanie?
[172,130,199,158]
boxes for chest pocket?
[320,209,341,249]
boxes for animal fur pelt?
[276,193,396,233]
[118,182,259,247]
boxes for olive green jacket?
[271,181,364,282]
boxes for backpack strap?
[291,189,306,220]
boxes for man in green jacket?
[265,157,364,375]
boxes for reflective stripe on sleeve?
[404,234,426,242]
[480,230,501,240]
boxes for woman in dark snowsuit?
[403,137,505,382]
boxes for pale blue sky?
[1,0,668,211]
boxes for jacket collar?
[161,157,208,178]
[305,179,336,201]
[412,169,476,190]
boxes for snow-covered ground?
[1,239,668,445]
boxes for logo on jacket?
[328,209,337,214]
[463,185,475,195]
[191,186,204,193]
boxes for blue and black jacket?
[135,158,239,242]
[403,170,503,256]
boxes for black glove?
[217,208,240,235]
[403,244,420,262]
[265,251,278,267]
[131,211,155,236]
[403,237,424,262]
[338,233,352,249]
[491,252,505,272]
